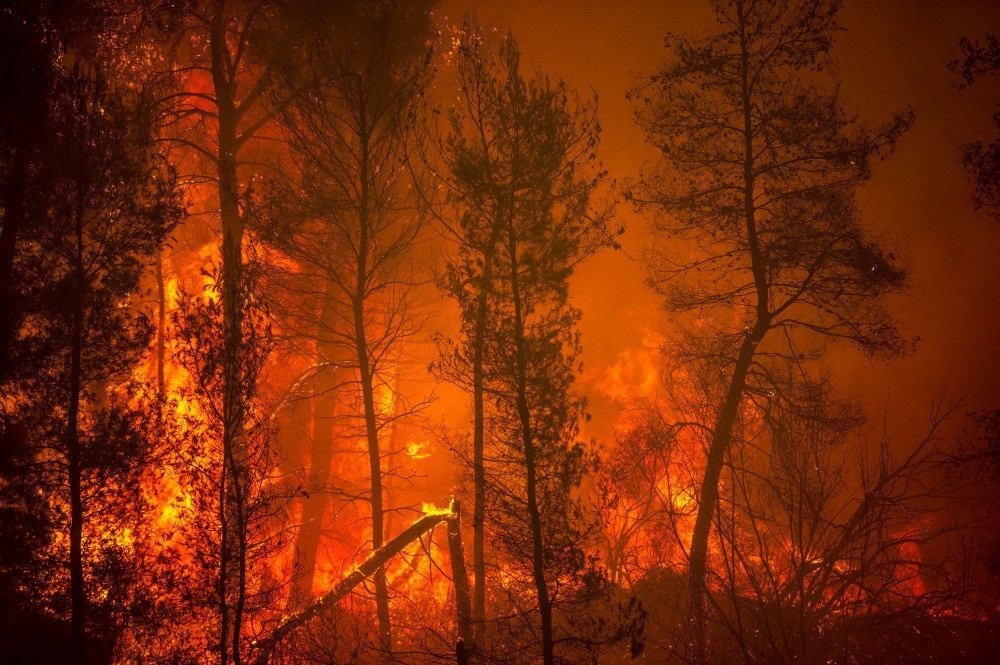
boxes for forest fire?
[2,1,1000,665]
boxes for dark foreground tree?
[0,2,55,382]
[5,66,181,663]
[631,1,912,661]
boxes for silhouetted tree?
[155,3,292,660]
[0,3,56,382]
[0,16,62,653]
[710,399,965,665]
[433,28,623,664]
[261,0,436,652]
[428,21,515,640]
[1,65,181,664]
[631,1,912,661]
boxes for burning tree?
[153,2,294,660]
[630,0,913,660]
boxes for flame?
[420,501,452,516]
[406,440,431,460]
[105,172,945,659]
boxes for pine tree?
[631,1,911,660]
[21,65,180,663]
[261,0,436,652]
[434,28,617,663]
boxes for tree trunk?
[470,233,500,643]
[288,287,340,609]
[447,499,474,651]
[253,506,466,665]
[463,180,508,643]
[68,204,87,665]
[210,11,248,663]
[506,232,554,665]
[686,332,759,665]
[354,297,391,651]
[686,6,768,662]
[354,101,392,652]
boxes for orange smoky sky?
[438,0,1000,447]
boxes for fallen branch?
[251,498,472,665]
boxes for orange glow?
[16,6,990,662]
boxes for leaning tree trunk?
[252,501,471,665]
[685,330,759,665]
[686,8,768,662]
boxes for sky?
[435,0,1000,447]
